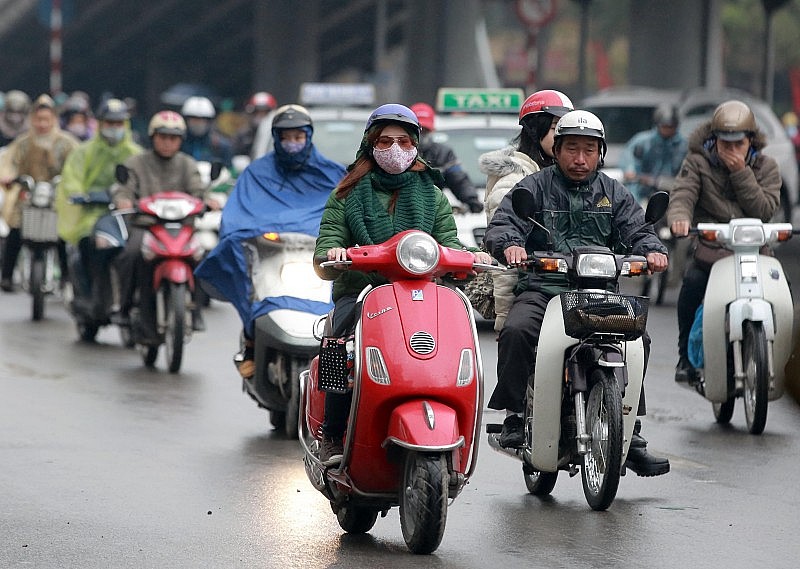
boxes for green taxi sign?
[436,88,524,113]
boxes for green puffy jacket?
[55,127,142,244]
[314,182,467,301]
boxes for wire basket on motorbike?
[561,290,648,341]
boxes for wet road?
[2,252,800,568]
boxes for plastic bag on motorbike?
[688,304,704,369]
[463,271,495,320]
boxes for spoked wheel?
[399,451,448,554]
[581,369,624,511]
[712,398,735,424]
[334,502,379,534]
[164,282,188,373]
[30,254,46,321]
[523,464,558,496]
[743,321,769,435]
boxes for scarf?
[344,168,439,245]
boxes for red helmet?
[518,90,574,124]
[246,91,277,113]
[410,102,435,131]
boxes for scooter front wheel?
[30,254,46,321]
[581,368,623,511]
[523,463,558,496]
[743,320,769,435]
[399,451,448,554]
[164,282,188,373]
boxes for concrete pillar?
[252,0,320,104]
[628,0,722,90]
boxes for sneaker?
[233,340,255,380]
[674,356,697,384]
[319,435,344,466]
[624,420,670,477]
[499,414,525,449]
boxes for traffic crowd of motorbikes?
[2,85,800,555]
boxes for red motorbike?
[132,190,206,372]
[300,230,497,554]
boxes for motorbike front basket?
[560,291,648,341]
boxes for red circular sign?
[516,0,557,27]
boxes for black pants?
[1,229,68,282]
[676,262,710,360]
[322,295,358,439]
[114,227,157,339]
[490,289,650,416]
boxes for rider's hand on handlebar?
[472,251,493,264]
[646,252,669,273]
[326,247,348,262]
[116,198,134,210]
[670,220,690,237]
[503,245,528,266]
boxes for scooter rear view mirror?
[210,161,224,182]
[645,190,669,224]
[511,187,535,219]
[115,164,129,185]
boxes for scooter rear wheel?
[399,451,448,554]
[712,399,735,424]
[334,503,379,534]
[743,321,769,435]
[581,368,623,511]
[523,465,558,496]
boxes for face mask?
[281,140,306,154]
[100,127,125,146]
[188,121,210,137]
[372,143,418,174]
[68,124,88,139]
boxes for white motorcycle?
[487,190,668,511]
[686,218,795,434]
[240,232,332,438]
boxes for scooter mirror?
[511,188,536,219]
[210,161,224,182]
[645,190,669,224]
[115,164,129,185]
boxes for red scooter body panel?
[344,281,479,493]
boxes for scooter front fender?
[153,260,194,289]
[383,400,465,452]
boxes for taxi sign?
[436,88,524,114]
[299,82,376,106]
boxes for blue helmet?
[365,103,420,137]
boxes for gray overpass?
[0,0,722,113]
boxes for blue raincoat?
[195,145,346,336]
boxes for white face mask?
[372,143,418,174]
[100,127,125,146]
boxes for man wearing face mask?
[195,104,346,381]
[55,98,142,313]
[0,90,31,147]
[180,96,233,168]
[0,94,78,291]
[113,110,208,343]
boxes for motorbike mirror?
[115,164,129,185]
[511,188,535,219]
[645,191,669,224]
[210,161,224,182]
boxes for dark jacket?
[418,137,482,211]
[484,165,666,295]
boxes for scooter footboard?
[383,400,465,455]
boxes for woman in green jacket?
[313,104,491,464]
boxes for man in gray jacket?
[668,100,781,384]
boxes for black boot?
[674,355,697,384]
[625,419,670,477]
[499,414,525,448]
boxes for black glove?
[467,200,484,214]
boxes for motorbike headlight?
[396,232,440,275]
[575,253,617,278]
[151,198,196,220]
[281,261,325,291]
[731,225,765,246]
[31,182,54,208]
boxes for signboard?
[299,83,375,106]
[436,88,525,114]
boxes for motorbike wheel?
[712,399,735,424]
[523,465,558,496]
[399,451,448,554]
[742,321,769,435]
[581,369,624,511]
[334,502,379,534]
[164,282,188,373]
[283,358,303,439]
[31,254,46,321]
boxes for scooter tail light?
[456,348,474,387]
[365,346,390,385]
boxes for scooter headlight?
[575,253,617,278]
[396,232,440,275]
[150,197,196,221]
[31,182,54,208]
[281,261,327,293]
[731,225,765,246]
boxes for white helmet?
[554,110,605,140]
[181,96,216,119]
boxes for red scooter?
[300,230,497,554]
[132,190,206,372]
